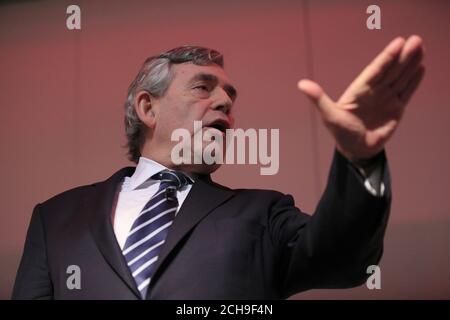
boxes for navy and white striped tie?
[122,169,191,299]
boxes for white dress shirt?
[113,157,194,249]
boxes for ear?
[134,90,157,129]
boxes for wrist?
[335,146,385,175]
[351,150,385,177]
[352,150,384,166]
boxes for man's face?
[150,62,237,174]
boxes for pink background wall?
[1,0,449,299]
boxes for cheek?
[176,98,211,122]
[158,103,206,133]
[158,91,213,129]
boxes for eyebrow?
[190,73,238,101]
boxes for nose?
[211,87,233,115]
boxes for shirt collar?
[127,157,167,191]
[128,157,195,191]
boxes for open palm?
[298,35,425,162]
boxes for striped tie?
[122,169,191,299]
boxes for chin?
[186,163,222,176]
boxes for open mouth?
[204,119,230,134]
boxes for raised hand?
[298,35,425,162]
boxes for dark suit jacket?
[12,150,391,299]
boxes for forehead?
[171,62,233,86]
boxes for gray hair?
[124,45,225,163]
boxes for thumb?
[297,79,335,115]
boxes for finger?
[380,35,424,87]
[391,48,424,94]
[353,36,405,87]
[399,65,425,104]
[374,119,398,141]
[297,79,335,116]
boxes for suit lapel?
[88,167,141,299]
[147,176,235,297]
[85,167,234,300]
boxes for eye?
[194,85,209,92]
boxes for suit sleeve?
[12,204,54,299]
[271,149,391,298]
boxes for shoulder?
[36,167,135,218]
[210,179,293,205]
[38,183,95,211]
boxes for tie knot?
[152,169,192,190]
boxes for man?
[13,35,424,299]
